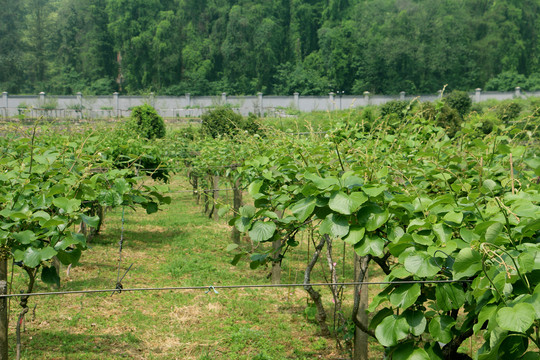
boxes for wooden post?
[231,178,242,244]
[212,175,219,221]
[353,254,369,360]
[0,258,8,360]
[271,210,284,284]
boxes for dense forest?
[1,0,540,95]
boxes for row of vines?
[0,106,171,359]
[180,99,540,359]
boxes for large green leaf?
[328,191,367,215]
[357,204,389,231]
[343,226,365,245]
[290,196,316,222]
[23,247,42,268]
[354,233,385,257]
[52,197,81,214]
[429,315,455,343]
[13,230,37,245]
[404,310,427,336]
[41,266,60,287]
[362,185,387,197]
[320,213,349,238]
[389,283,421,309]
[393,343,431,360]
[304,172,339,190]
[432,223,452,244]
[375,315,409,347]
[404,252,441,277]
[485,222,503,243]
[453,248,482,280]
[435,283,465,311]
[443,211,463,225]
[248,221,276,242]
[496,303,536,332]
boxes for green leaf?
[320,213,349,238]
[412,232,435,246]
[226,244,239,252]
[443,211,463,225]
[432,223,452,244]
[485,222,503,242]
[23,248,41,268]
[393,343,430,360]
[81,214,100,228]
[354,233,385,257]
[248,180,264,196]
[41,266,60,287]
[343,226,365,245]
[143,202,158,214]
[40,246,57,261]
[234,217,251,232]
[240,205,256,218]
[496,303,536,333]
[404,310,427,336]
[453,248,482,280]
[435,283,466,311]
[290,197,316,222]
[375,315,409,347]
[52,197,81,214]
[404,252,441,277]
[362,185,387,197]
[328,191,367,215]
[429,315,455,343]
[13,230,37,245]
[474,305,497,334]
[248,221,276,242]
[56,247,82,265]
[389,283,421,309]
[304,172,339,190]
[114,178,130,194]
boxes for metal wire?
[0,279,471,298]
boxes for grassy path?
[7,177,362,359]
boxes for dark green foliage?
[496,102,523,123]
[201,107,259,138]
[419,102,462,138]
[444,90,472,117]
[5,1,540,95]
[130,104,166,139]
[436,105,462,138]
[380,100,409,120]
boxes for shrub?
[130,104,166,139]
[496,102,522,123]
[444,90,472,117]
[201,106,260,138]
[418,101,462,137]
[380,100,409,119]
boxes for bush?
[130,104,166,139]
[496,102,522,123]
[380,100,409,119]
[418,101,462,137]
[201,107,260,138]
[444,90,472,117]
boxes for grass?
[7,176,376,359]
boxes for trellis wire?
[0,279,471,299]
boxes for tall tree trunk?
[0,258,8,360]
[353,254,370,360]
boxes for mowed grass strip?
[7,176,361,359]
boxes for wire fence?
[1,279,471,299]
